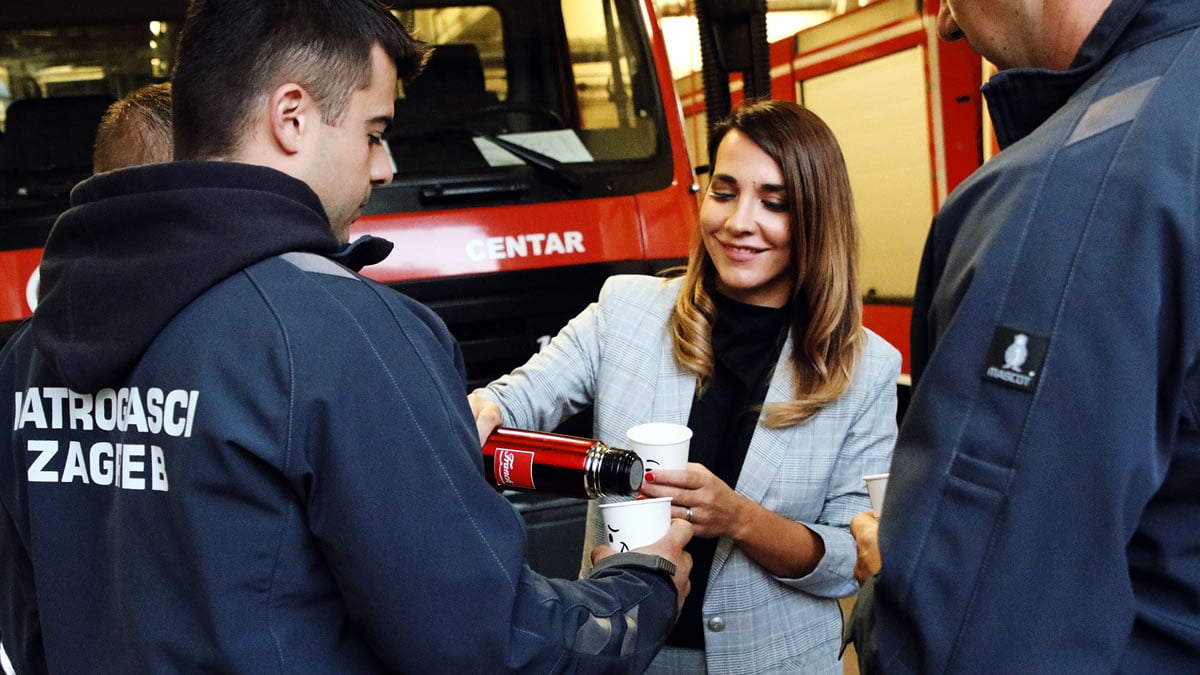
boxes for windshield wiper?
[474,132,583,197]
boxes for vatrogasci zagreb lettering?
[13,386,199,491]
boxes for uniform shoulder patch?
[981,326,1048,393]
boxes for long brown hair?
[669,99,862,427]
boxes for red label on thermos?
[494,447,536,490]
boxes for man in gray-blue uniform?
[0,1,692,671]
[850,0,1200,671]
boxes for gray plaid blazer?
[476,275,899,674]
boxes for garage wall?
[800,46,933,299]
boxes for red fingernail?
[645,472,655,482]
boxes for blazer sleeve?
[472,274,673,432]
[776,335,900,597]
[471,295,604,432]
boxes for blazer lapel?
[653,328,695,424]
[596,296,693,445]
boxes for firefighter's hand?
[851,511,881,583]
[592,519,694,613]
[467,393,502,447]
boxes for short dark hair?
[93,82,174,173]
[172,0,429,160]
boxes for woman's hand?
[466,393,502,447]
[642,461,825,578]
[638,462,750,539]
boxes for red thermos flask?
[481,427,643,499]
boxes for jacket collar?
[982,0,1199,149]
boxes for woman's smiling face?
[700,129,795,308]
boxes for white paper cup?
[626,423,692,473]
[864,473,889,517]
[598,496,672,552]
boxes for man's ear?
[268,83,312,155]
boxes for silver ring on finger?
[684,507,694,523]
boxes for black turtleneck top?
[668,289,797,648]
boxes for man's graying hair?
[172,0,429,160]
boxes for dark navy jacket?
[853,0,1200,671]
[0,162,678,672]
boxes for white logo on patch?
[1003,334,1028,371]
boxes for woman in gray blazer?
[472,100,899,674]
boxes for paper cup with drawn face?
[863,473,889,517]
[626,423,692,475]
[598,496,672,552]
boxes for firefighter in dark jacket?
[849,0,1200,671]
[0,1,692,671]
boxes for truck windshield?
[0,20,179,205]
[393,2,658,168]
[0,0,673,211]
[0,20,177,118]
[377,0,674,211]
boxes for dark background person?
[0,0,692,672]
[473,99,899,673]
[849,0,1200,671]
[92,82,173,174]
